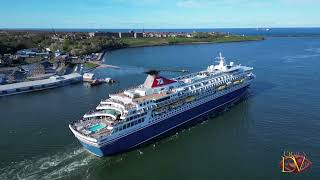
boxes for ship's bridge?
[207,52,237,73]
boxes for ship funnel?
[143,73,176,88]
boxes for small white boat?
[83,73,95,82]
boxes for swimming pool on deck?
[88,124,106,132]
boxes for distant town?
[0,29,263,96]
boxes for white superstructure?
[69,53,255,156]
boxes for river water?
[0,36,319,179]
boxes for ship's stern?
[69,124,105,157]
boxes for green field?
[120,35,264,47]
[84,62,99,69]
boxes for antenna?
[50,25,57,36]
[215,52,226,65]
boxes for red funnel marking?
[151,76,176,88]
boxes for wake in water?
[93,66,146,78]
[0,148,96,180]
[282,47,320,63]
[305,47,320,53]
[282,54,320,63]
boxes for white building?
[83,73,95,82]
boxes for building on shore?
[92,32,121,38]
[119,32,134,38]
[0,73,82,97]
[134,32,143,38]
[89,31,143,39]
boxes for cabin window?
[155,96,170,103]
[1,90,7,94]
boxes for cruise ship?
[69,53,255,157]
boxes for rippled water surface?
[0,36,319,180]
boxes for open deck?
[133,92,168,103]
[71,116,117,139]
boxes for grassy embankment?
[84,62,99,69]
[120,35,264,47]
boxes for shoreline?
[90,37,264,70]
[125,38,264,49]
[87,60,120,69]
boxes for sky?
[0,0,319,29]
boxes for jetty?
[82,73,115,86]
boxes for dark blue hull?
[80,85,249,156]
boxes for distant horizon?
[1,27,320,30]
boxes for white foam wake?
[0,148,96,180]
[282,54,320,63]
[305,48,320,53]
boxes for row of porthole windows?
[195,82,241,111]
[140,100,152,107]
[126,112,147,121]
[152,96,209,122]
[114,117,145,133]
[151,83,245,122]
[152,90,222,122]
[154,103,192,121]
[154,89,218,121]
